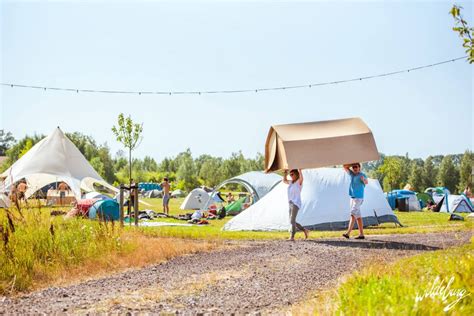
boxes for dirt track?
[1,231,471,315]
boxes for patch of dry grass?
[39,233,219,290]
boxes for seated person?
[188,209,204,223]
[462,185,472,198]
[226,192,235,204]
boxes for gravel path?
[1,231,471,315]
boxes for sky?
[1,0,472,162]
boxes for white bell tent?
[1,127,117,199]
[223,168,400,231]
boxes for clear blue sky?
[1,0,472,161]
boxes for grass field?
[0,206,217,294]
[1,196,471,295]
[137,197,473,240]
[292,238,474,315]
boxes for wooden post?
[133,186,139,227]
[119,184,124,227]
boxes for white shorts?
[350,198,364,218]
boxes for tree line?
[0,130,471,193]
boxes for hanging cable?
[0,56,467,95]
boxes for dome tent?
[203,171,282,210]
[180,188,210,210]
[1,127,117,200]
[223,168,400,231]
[434,194,473,213]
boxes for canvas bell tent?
[223,168,400,231]
[180,188,210,210]
[1,127,117,200]
[264,118,380,172]
[202,171,282,210]
[434,194,473,213]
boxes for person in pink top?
[283,169,309,241]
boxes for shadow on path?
[309,239,441,251]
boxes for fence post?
[134,186,139,227]
[119,184,124,227]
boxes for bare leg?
[346,215,356,235]
[356,217,364,236]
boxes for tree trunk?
[129,147,132,187]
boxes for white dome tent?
[223,168,400,231]
[1,127,118,200]
[436,194,473,213]
[180,188,210,210]
[203,171,282,210]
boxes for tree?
[422,156,437,189]
[199,157,224,187]
[66,132,99,160]
[90,157,105,177]
[142,156,158,172]
[377,157,403,191]
[176,152,199,191]
[221,152,244,180]
[0,130,15,156]
[111,113,143,186]
[19,139,34,158]
[451,5,474,63]
[399,153,411,187]
[407,160,424,192]
[437,155,459,193]
[458,150,473,191]
[97,145,116,183]
[2,134,44,171]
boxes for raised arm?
[343,164,352,174]
[283,170,289,184]
[298,169,303,186]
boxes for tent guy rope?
[1,56,467,96]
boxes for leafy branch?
[451,5,474,63]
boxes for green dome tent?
[225,196,248,215]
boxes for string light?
[0,56,467,96]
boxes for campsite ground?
[1,198,472,314]
[1,231,471,314]
[137,197,473,240]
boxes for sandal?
[355,235,365,240]
[342,233,350,239]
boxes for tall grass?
[0,206,215,294]
[292,239,474,315]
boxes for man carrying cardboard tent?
[264,117,380,239]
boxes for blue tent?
[88,199,120,221]
[386,190,420,211]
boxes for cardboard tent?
[265,118,380,172]
[223,168,400,231]
[1,127,117,200]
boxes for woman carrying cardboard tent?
[264,117,380,240]
[283,169,309,241]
